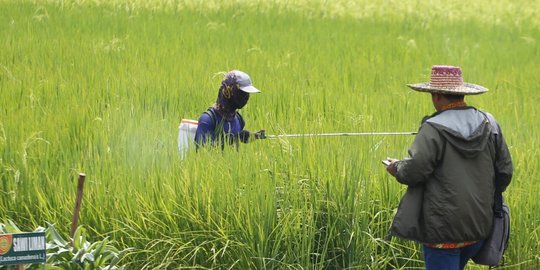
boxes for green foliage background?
[1,0,539,269]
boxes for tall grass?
[1,0,539,269]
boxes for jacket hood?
[425,108,492,158]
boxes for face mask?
[231,88,250,109]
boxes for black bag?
[473,112,511,267]
[472,203,510,267]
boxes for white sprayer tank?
[178,119,198,160]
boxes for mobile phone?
[382,159,391,166]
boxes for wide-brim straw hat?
[407,65,488,95]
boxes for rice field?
[1,0,539,269]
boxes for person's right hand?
[254,129,266,139]
[385,158,399,176]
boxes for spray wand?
[266,131,416,139]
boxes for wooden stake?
[70,173,86,239]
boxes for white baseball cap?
[226,70,261,93]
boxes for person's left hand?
[254,129,266,139]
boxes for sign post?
[0,231,46,267]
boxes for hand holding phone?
[383,158,399,176]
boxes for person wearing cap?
[383,65,513,270]
[195,70,266,150]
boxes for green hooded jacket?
[390,107,513,244]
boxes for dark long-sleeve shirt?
[194,109,249,149]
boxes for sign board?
[0,232,46,266]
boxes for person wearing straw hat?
[384,65,513,270]
[195,70,266,150]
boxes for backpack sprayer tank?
[178,119,198,160]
